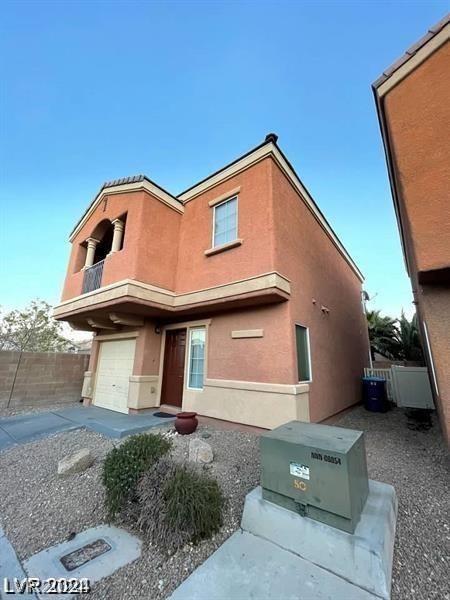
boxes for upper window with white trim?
[213,196,238,247]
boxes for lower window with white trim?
[295,324,312,382]
[187,327,206,389]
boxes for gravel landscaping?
[337,406,449,600]
[0,405,448,600]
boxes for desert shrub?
[102,433,172,517]
[137,459,224,551]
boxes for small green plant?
[102,433,172,517]
[137,459,224,551]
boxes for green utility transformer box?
[260,421,369,533]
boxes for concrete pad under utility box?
[168,530,377,600]
[241,481,397,599]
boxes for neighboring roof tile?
[373,13,450,88]
[101,174,146,189]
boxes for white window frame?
[295,323,312,383]
[186,326,206,391]
[212,195,238,248]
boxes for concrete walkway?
[0,526,33,598]
[169,530,377,600]
[169,483,396,600]
[0,406,175,451]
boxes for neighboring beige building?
[54,134,369,429]
[373,15,450,444]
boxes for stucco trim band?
[129,375,158,383]
[164,318,212,330]
[231,329,264,338]
[53,272,291,318]
[128,375,159,410]
[208,187,241,207]
[183,380,310,429]
[95,331,140,341]
[204,238,243,256]
[205,378,309,395]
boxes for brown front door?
[160,329,187,407]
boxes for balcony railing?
[82,260,104,294]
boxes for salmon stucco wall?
[270,161,369,422]
[419,288,450,440]
[206,303,294,384]
[133,197,181,291]
[133,321,162,377]
[175,158,275,293]
[383,41,450,274]
[62,191,145,301]
[62,191,182,301]
[382,41,450,444]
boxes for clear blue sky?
[1,0,447,317]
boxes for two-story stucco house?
[53,134,369,429]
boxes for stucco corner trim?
[204,239,243,256]
[82,370,94,399]
[231,329,264,339]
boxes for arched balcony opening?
[93,221,114,264]
[81,216,126,294]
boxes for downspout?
[361,290,373,369]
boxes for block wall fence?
[0,351,89,409]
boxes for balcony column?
[84,237,100,268]
[110,219,125,254]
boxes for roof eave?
[373,14,449,91]
[372,15,450,277]
[372,85,411,276]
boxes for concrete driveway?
[0,406,175,451]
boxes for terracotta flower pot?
[174,411,198,435]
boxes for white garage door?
[93,338,136,413]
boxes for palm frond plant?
[366,310,399,360]
[395,312,424,362]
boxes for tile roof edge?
[372,13,450,89]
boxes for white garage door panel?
[94,339,136,413]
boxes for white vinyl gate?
[364,366,434,409]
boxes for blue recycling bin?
[362,376,388,412]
